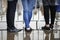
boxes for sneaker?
[25,28,32,32]
[42,26,50,30]
[7,27,22,32]
[50,24,53,29]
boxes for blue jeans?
[56,0,60,12]
[57,0,60,4]
[21,0,36,28]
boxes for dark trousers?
[43,5,56,24]
[6,0,18,28]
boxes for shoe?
[25,28,32,32]
[7,27,22,32]
[42,26,50,30]
[50,24,53,29]
[37,5,40,9]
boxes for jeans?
[57,0,60,4]
[56,0,60,12]
[21,0,36,28]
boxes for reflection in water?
[7,32,15,40]
[7,30,54,40]
[43,30,54,40]
[24,31,32,40]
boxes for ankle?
[26,27,30,30]
[45,24,49,27]
[50,24,53,26]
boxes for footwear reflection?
[43,30,54,40]
[7,32,15,40]
[24,31,32,40]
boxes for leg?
[50,5,56,29]
[43,6,49,24]
[6,0,17,29]
[22,0,36,32]
[28,0,36,24]
[50,5,56,24]
[23,11,30,28]
[28,11,32,23]
[6,0,22,32]
[22,0,29,28]
[42,5,50,30]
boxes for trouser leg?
[43,6,49,24]
[50,5,56,24]
[22,0,36,28]
[28,0,36,25]
[6,0,17,28]
[22,0,29,28]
